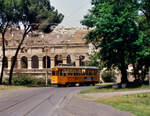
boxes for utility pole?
[45,53,48,86]
[148,67,150,85]
[42,33,48,86]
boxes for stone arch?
[79,55,85,66]
[4,57,8,68]
[11,56,18,68]
[55,55,63,66]
[32,55,39,68]
[67,55,71,64]
[43,56,51,68]
[21,56,28,68]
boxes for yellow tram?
[51,66,100,86]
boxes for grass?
[97,92,150,116]
[96,82,114,86]
[80,84,150,94]
[0,85,28,90]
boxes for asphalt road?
[0,87,132,116]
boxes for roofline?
[52,66,99,69]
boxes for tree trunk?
[149,67,150,85]
[0,33,6,84]
[120,66,128,84]
[0,58,5,84]
[132,63,137,80]
[120,51,129,84]
[9,31,27,85]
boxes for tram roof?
[52,66,99,70]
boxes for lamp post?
[42,34,48,86]
[148,67,150,85]
[45,49,48,86]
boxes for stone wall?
[0,27,90,78]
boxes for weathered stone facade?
[0,27,90,78]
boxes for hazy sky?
[50,0,91,27]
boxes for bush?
[11,75,46,86]
[101,71,117,82]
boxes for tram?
[51,66,100,86]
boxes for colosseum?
[0,27,93,78]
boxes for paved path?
[0,87,134,116]
[82,89,150,99]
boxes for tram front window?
[52,71,56,76]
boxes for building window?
[79,55,85,66]
[55,55,63,66]
[43,56,51,68]
[67,55,71,64]
[21,56,28,69]
[32,56,39,68]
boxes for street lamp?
[148,67,150,85]
[42,33,48,86]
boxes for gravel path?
[81,89,150,99]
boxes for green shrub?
[11,75,46,86]
[101,71,117,82]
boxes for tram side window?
[75,69,79,76]
[63,69,66,76]
[86,70,89,75]
[89,70,91,75]
[78,69,81,75]
[68,69,71,76]
[82,69,85,75]
[59,70,63,76]
[91,70,94,75]
[74,70,76,76]
[72,70,74,76]
[74,70,77,76]
[68,69,73,76]
[94,70,97,75]
[75,70,78,76]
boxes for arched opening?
[79,55,85,66]
[21,56,28,68]
[11,56,18,68]
[67,55,71,64]
[32,56,39,68]
[4,57,8,68]
[43,56,51,68]
[55,55,63,66]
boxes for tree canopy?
[0,0,19,84]
[0,0,64,84]
[82,0,150,84]
[14,0,64,32]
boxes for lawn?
[80,84,150,94]
[97,92,150,116]
[0,85,27,90]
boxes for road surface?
[0,87,132,116]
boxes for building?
[0,27,90,78]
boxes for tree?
[132,0,150,82]
[139,0,150,25]
[8,0,64,84]
[0,0,18,84]
[81,0,140,84]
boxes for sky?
[50,0,91,27]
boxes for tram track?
[0,88,56,114]
[0,87,89,116]
[23,94,54,116]
[0,92,40,112]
